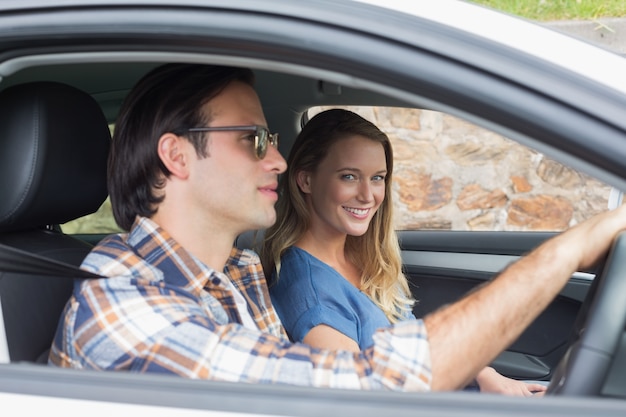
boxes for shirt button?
[211,277,221,286]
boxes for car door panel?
[400,230,592,381]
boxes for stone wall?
[322,106,611,232]
[368,18,624,232]
[67,105,612,235]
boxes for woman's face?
[298,135,387,239]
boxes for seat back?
[0,81,110,363]
[235,229,265,252]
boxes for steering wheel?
[547,231,626,396]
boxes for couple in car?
[50,63,626,394]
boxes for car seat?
[0,81,110,363]
[234,229,265,252]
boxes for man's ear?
[158,133,190,180]
[296,170,312,194]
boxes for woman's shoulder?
[281,245,308,261]
[279,246,310,271]
[273,246,313,285]
[280,246,324,271]
[275,246,342,288]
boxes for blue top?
[270,246,407,350]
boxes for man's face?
[188,81,287,235]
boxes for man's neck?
[150,213,236,272]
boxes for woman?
[261,108,545,395]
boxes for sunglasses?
[182,125,279,160]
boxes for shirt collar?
[126,216,243,296]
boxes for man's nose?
[265,145,287,174]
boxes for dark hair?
[109,64,255,230]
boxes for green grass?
[470,0,626,21]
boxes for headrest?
[0,82,110,232]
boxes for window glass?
[61,197,123,234]
[308,106,612,232]
[64,106,613,235]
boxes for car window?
[308,106,612,232]
[61,196,123,234]
[61,124,122,235]
[64,105,613,236]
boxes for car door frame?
[1,0,626,414]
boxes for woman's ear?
[296,170,312,194]
[158,133,190,180]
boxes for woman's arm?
[303,324,360,352]
[476,367,546,396]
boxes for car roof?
[356,0,626,94]
[2,0,625,92]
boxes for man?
[50,63,626,392]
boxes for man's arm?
[51,274,432,391]
[425,203,626,391]
[51,205,626,392]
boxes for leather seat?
[235,229,265,252]
[0,81,110,363]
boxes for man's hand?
[426,203,626,391]
[555,202,626,271]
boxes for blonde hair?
[260,109,414,323]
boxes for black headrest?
[0,82,110,232]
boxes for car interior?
[0,60,412,365]
[0,80,111,363]
[0,55,623,401]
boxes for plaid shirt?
[49,217,432,391]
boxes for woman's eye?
[341,174,356,181]
[372,175,385,182]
